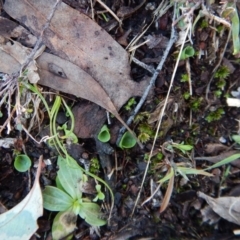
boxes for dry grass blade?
[131,3,177,216]
[160,168,174,213]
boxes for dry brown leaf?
[0,40,140,141]
[198,191,240,225]
[0,34,116,114]
[145,34,169,49]
[204,143,228,155]
[200,205,221,225]
[148,97,177,124]
[0,17,37,47]
[160,170,174,213]
[3,0,148,110]
[0,40,42,83]
[0,41,123,121]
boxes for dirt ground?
[1,0,240,239]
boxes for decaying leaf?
[3,0,148,110]
[0,39,120,114]
[0,41,137,140]
[160,171,174,213]
[0,39,43,83]
[198,191,240,226]
[52,211,77,240]
[0,17,37,47]
[0,137,16,148]
[145,34,169,49]
[204,143,228,155]
[200,205,221,225]
[0,156,43,239]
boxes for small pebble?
[219,136,227,143]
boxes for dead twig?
[129,3,178,216]
[117,12,177,143]
[132,57,155,74]
[96,0,122,25]
[20,0,61,73]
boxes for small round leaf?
[14,154,31,172]
[180,46,195,60]
[119,131,137,149]
[97,125,110,143]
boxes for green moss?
[214,66,230,80]
[205,108,225,122]
[183,92,190,100]
[190,97,203,111]
[180,73,189,82]
[124,97,136,111]
[89,157,100,174]
[199,19,209,29]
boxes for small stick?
[132,57,155,74]
[20,0,62,73]
[117,16,177,144]
[96,0,122,25]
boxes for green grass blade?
[205,153,240,170]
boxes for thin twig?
[96,0,122,25]
[130,4,178,216]
[0,106,16,136]
[20,0,62,73]
[132,57,155,74]
[126,20,153,51]
[186,58,192,127]
[117,15,177,144]
[15,0,62,125]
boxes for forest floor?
[1,0,240,239]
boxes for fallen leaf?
[37,52,122,116]
[204,143,228,155]
[3,0,148,110]
[0,17,37,47]
[0,40,121,114]
[71,102,106,138]
[160,171,174,213]
[0,137,16,148]
[200,205,221,225]
[0,40,140,141]
[198,191,240,225]
[0,39,42,83]
[0,156,43,239]
[145,34,169,49]
[0,43,139,142]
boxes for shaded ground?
[1,0,240,239]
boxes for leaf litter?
[1,0,240,239]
